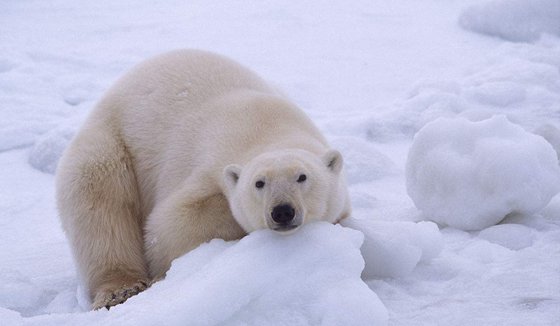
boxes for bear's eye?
[255,180,265,189]
[297,174,307,183]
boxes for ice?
[459,0,560,42]
[406,115,560,230]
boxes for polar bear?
[56,49,351,310]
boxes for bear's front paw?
[92,280,149,310]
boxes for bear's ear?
[223,164,242,191]
[323,150,343,174]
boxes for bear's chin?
[267,222,302,235]
[272,224,300,232]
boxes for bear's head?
[223,149,349,233]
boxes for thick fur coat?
[56,50,350,310]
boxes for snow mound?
[478,224,535,250]
[459,0,560,42]
[406,116,560,231]
[343,218,442,279]
[9,223,388,326]
[28,127,75,174]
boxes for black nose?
[271,204,295,225]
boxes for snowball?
[459,0,560,42]
[342,218,443,279]
[28,127,75,174]
[478,224,534,250]
[406,116,560,230]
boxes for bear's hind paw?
[92,280,149,310]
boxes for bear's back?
[115,50,275,110]
[83,50,325,217]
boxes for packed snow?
[342,219,442,279]
[406,115,560,230]
[4,223,388,325]
[2,0,560,325]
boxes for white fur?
[56,49,350,309]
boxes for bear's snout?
[271,204,295,225]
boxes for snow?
[330,137,398,184]
[364,38,560,143]
[343,219,442,279]
[459,0,560,43]
[406,115,560,230]
[28,126,76,174]
[535,124,560,161]
[478,224,535,250]
[2,0,560,325]
[5,223,388,325]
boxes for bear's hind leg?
[56,129,149,310]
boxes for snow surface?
[342,219,442,279]
[2,0,560,325]
[406,115,560,230]
[459,0,560,43]
[4,223,388,325]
